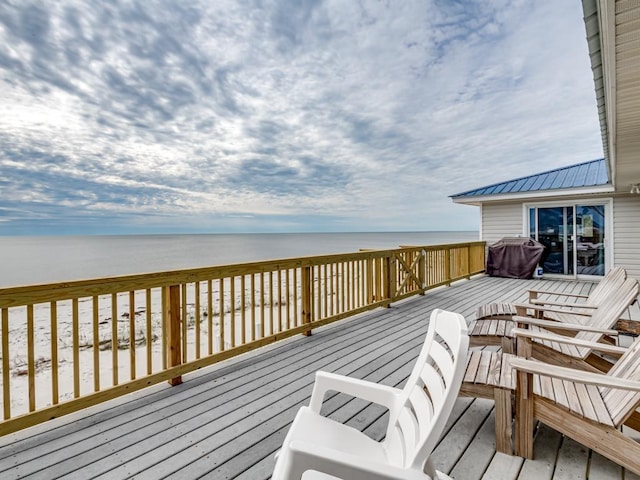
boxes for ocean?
[0,231,478,288]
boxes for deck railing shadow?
[0,241,485,436]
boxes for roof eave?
[583,0,616,185]
[451,184,614,205]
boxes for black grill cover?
[486,237,545,279]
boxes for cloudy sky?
[0,0,603,236]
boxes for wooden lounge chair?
[469,266,629,351]
[513,277,638,372]
[461,278,639,455]
[460,324,640,456]
[511,331,640,475]
[471,277,639,373]
[271,309,469,480]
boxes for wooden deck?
[0,275,639,480]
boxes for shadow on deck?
[1,275,639,480]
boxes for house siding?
[478,195,640,278]
[481,202,524,246]
[613,195,640,278]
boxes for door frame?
[522,198,613,279]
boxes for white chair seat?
[281,405,391,464]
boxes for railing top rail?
[400,241,485,250]
[0,241,485,308]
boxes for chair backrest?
[602,333,640,426]
[573,278,639,358]
[588,266,627,305]
[383,309,469,471]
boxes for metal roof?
[450,158,609,199]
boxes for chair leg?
[501,336,514,355]
[515,371,534,459]
[494,388,513,454]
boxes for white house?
[451,0,640,279]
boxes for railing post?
[419,250,426,295]
[301,266,312,336]
[165,285,182,386]
[367,257,374,303]
[445,248,451,286]
[466,245,472,279]
[384,255,396,306]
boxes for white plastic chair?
[271,309,469,480]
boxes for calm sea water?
[0,231,478,288]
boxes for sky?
[0,0,604,236]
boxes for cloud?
[0,0,602,235]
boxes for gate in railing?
[0,241,485,435]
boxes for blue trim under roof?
[450,158,609,199]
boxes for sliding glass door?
[575,205,606,275]
[528,203,607,277]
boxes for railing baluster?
[277,269,283,332]
[230,277,235,348]
[161,287,167,370]
[341,262,345,313]
[269,272,274,335]
[111,294,118,386]
[301,266,311,336]
[146,289,152,375]
[181,284,187,362]
[207,280,213,355]
[360,260,366,307]
[419,251,426,294]
[259,273,265,339]
[27,305,35,411]
[72,299,79,399]
[293,268,298,327]
[129,291,136,380]
[241,275,246,345]
[219,278,225,351]
[195,282,201,359]
[329,263,334,316]
[250,274,256,341]
[2,308,9,419]
[92,297,99,392]
[51,301,59,403]
[285,269,291,330]
[323,264,328,318]
[366,258,373,304]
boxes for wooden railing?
[0,241,485,435]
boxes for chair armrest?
[512,327,626,356]
[281,440,430,480]
[309,371,401,414]
[512,316,618,335]
[510,358,640,392]
[529,299,597,309]
[514,303,593,317]
[527,289,589,299]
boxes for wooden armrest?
[514,303,593,317]
[512,316,618,335]
[527,289,589,299]
[510,358,640,392]
[512,327,626,355]
[529,299,597,309]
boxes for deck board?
[0,275,637,479]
